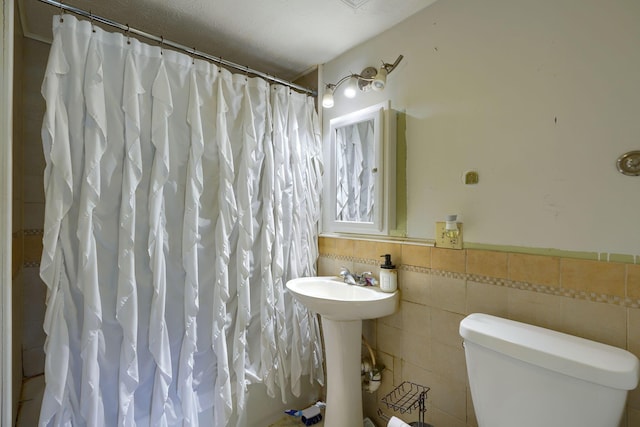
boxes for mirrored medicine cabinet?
[322,101,396,235]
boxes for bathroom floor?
[268,415,325,427]
[16,374,45,426]
[17,375,326,427]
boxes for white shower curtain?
[39,14,324,427]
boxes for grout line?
[319,253,639,309]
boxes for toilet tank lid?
[460,313,640,390]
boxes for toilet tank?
[460,313,639,427]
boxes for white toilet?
[460,313,639,427]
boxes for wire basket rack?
[378,381,430,426]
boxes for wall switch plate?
[435,222,463,249]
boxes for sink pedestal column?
[321,317,363,427]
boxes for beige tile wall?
[317,236,640,427]
[12,8,25,424]
[19,37,50,379]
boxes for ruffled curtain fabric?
[335,120,374,222]
[39,15,324,427]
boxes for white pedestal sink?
[286,276,399,427]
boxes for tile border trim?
[319,254,640,309]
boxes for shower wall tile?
[392,355,402,387]
[23,202,45,230]
[21,320,45,351]
[318,236,335,255]
[353,239,379,260]
[431,247,466,273]
[334,238,354,257]
[22,346,45,378]
[429,275,466,314]
[401,244,430,268]
[12,232,22,279]
[398,269,429,305]
[430,308,464,349]
[401,301,431,369]
[430,340,467,386]
[21,267,46,378]
[12,272,23,425]
[560,258,625,297]
[465,280,509,317]
[428,372,466,422]
[402,331,432,371]
[627,264,640,299]
[375,242,402,265]
[628,308,640,358]
[376,322,402,358]
[316,255,337,276]
[507,287,563,329]
[560,298,626,348]
[508,252,560,287]
[13,196,23,234]
[427,404,467,427]
[401,361,466,422]
[317,237,638,425]
[379,304,403,330]
[23,232,43,264]
[23,175,44,204]
[466,249,508,279]
[376,351,394,381]
[23,142,46,176]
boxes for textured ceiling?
[19,0,439,82]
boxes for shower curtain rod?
[36,0,318,96]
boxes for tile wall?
[317,236,640,427]
[18,36,49,378]
[12,6,25,422]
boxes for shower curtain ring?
[59,1,64,22]
[160,36,164,55]
[90,11,95,32]
[192,47,196,65]
[126,24,131,44]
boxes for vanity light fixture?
[322,55,404,108]
[343,76,358,98]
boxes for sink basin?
[286,276,399,321]
[286,276,400,426]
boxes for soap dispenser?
[379,254,397,293]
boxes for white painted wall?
[322,0,640,255]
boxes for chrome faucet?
[339,267,375,286]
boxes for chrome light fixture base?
[358,67,378,92]
[322,55,404,108]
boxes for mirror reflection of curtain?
[335,120,375,222]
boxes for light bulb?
[344,77,358,98]
[322,86,335,108]
[372,67,387,91]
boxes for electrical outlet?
[435,222,463,249]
